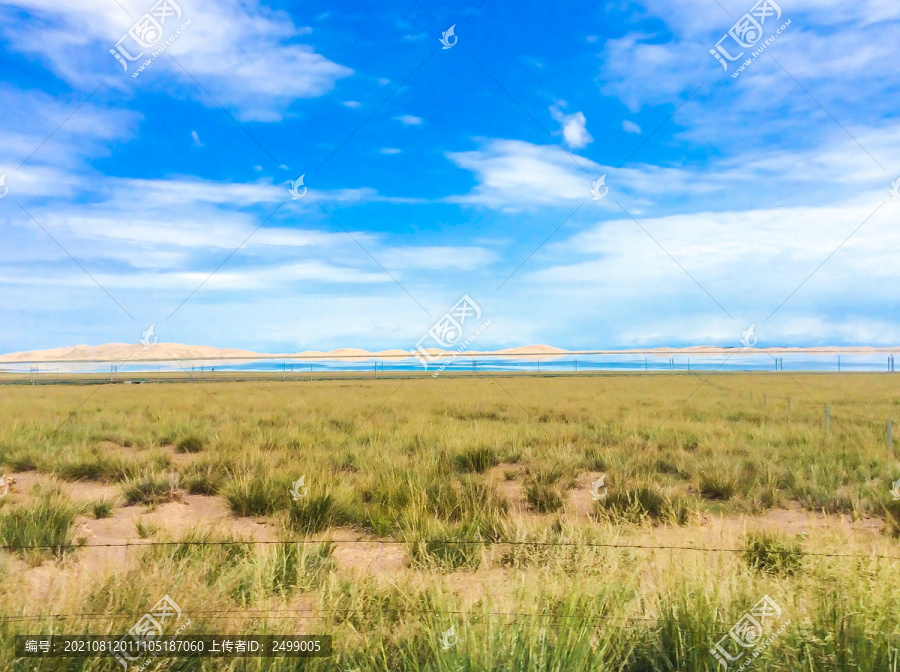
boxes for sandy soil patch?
[329,529,407,575]
[489,464,527,513]
[567,471,606,517]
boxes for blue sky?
[1,0,898,354]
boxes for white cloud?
[443,120,900,212]
[622,120,641,134]
[0,0,353,122]
[342,101,361,108]
[549,103,593,149]
[381,148,402,154]
[491,200,900,347]
[395,114,423,125]
[445,139,600,209]
[191,130,203,146]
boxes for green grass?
[699,469,738,500]
[91,497,116,519]
[595,483,693,525]
[134,517,160,538]
[451,446,498,474]
[742,529,803,575]
[1,375,899,671]
[524,467,566,513]
[122,470,180,505]
[0,488,83,562]
[175,434,204,453]
[288,492,346,534]
[223,473,291,517]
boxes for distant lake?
[4,352,895,375]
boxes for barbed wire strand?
[2,537,898,560]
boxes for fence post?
[787,397,791,409]
[825,405,831,433]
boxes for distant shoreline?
[1,342,898,364]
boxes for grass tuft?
[451,446,497,474]
[223,474,289,517]
[742,529,802,575]
[122,471,180,506]
[135,517,160,538]
[0,490,84,562]
[595,484,692,525]
[699,471,738,500]
[288,492,346,534]
[91,497,116,519]
[524,467,566,513]
[175,435,204,453]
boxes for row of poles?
[747,391,894,458]
[21,355,899,382]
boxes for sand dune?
[0,341,897,364]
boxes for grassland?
[1,373,899,671]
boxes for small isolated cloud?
[191,130,203,146]
[446,138,602,209]
[381,148,402,154]
[395,114,423,125]
[378,78,391,86]
[342,101,361,108]
[549,103,593,149]
[622,120,641,134]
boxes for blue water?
[6,353,896,375]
